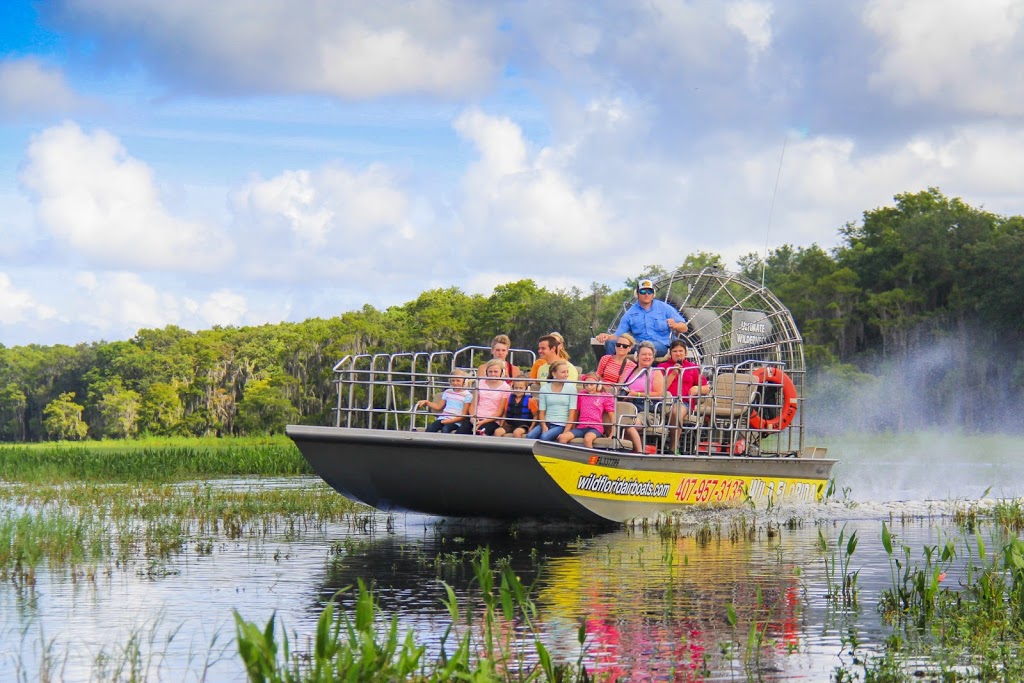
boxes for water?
[2,431,1022,681]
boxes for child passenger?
[473,359,512,436]
[557,375,644,452]
[417,369,472,434]
[558,374,614,448]
[497,379,534,437]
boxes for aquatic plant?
[233,548,589,682]
[878,522,957,623]
[819,524,859,607]
[0,481,364,583]
[836,518,1024,681]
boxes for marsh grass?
[234,547,588,682]
[9,614,235,683]
[835,511,1024,682]
[819,524,859,608]
[0,435,310,483]
[0,481,364,584]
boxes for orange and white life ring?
[749,367,798,431]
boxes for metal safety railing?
[330,349,805,457]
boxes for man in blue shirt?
[596,279,688,357]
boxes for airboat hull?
[286,425,835,525]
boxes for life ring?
[749,367,798,431]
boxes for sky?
[2,0,1024,348]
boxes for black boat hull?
[287,425,836,524]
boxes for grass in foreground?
[235,547,588,683]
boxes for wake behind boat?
[287,268,836,524]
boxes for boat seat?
[637,400,671,452]
[686,372,758,451]
[571,401,638,451]
[693,372,758,421]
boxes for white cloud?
[460,102,1024,277]
[231,163,421,284]
[51,0,498,98]
[19,122,231,272]
[74,272,181,332]
[199,289,248,327]
[726,1,774,56]
[678,125,1024,265]
[865,0,1024,114]
[0,272,56,324]
[0,57,80,120]
[71,272,258,337]
[621,0,735,69]
[454,108,616,272]
[235,166,412,249]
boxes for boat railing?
[332,348,535,430]
[331,351,804,456]
[680,359,804,456]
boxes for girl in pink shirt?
[473,359,511,436]
[557,375,643,452]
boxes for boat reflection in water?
[314,517,819,680]
[538,528,804,680]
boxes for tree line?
[2,188,1021,441]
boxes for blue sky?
[2,0,1024,347]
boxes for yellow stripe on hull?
[536,455,828,509]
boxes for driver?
[596,278,688,357]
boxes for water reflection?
[313,515,907,681]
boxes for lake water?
[1,431,1021,681]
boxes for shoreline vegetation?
[0,435,311,483]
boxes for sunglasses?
[615,342,631,348]
[638,289,654,295]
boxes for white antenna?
[761,136,788,289]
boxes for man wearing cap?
[596,279,688,357]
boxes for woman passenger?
[526,359,578,441]
[621,341,666,403]
[620,341,666,450]
[596,332,637,385]
[658,339,710,452]
[550,331,571,361]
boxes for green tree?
[236,379,297,435]
[961,215,1024,331]
[43,392,88,441]
[677,252,725,272]
[97,386,142,438]
[138,382,184,435]
[0,383,27,441]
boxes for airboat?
[287,268,835,525]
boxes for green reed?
[835,514,1024,682]
[9,614,233,683]
[0,435,311,483]
[818,523,859,608]
[0,481,363,584]
[234,547,589,682]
